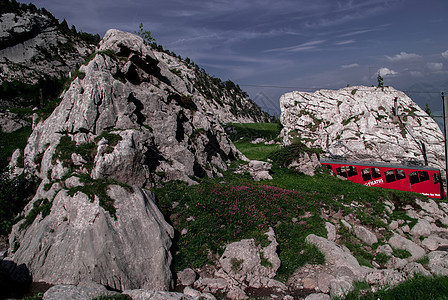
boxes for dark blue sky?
[25,0,448,114]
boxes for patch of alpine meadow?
[155,179,326,278]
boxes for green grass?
[226,122,281,141]
[233,139,280,161]
[344,275,448,300]
[0,125,32,170]
[155,176,326,279]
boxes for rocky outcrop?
[9,184,174,291]
[280,86,445,172]
[20,29,266,187]
[0,2,97,87]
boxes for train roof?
[320,158,440,172]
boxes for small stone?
[341,220,352,231]
[303,277,318,290]
[401,225,410,233]
[389,220,399,230]
[305,293,331,300]
[422,237,439,251]
[325,222,336,242]
[177,268,197,286]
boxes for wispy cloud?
[341,63,360,69]
[442,50,448,59]
[335,40,356,45]
[264,40,326,53]
[386,51,421,62]
[427,62,443,72]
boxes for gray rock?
[329,277,353,298]
[219,228,280,285]
[0,112,29,133]
[325,222,336,242]
[422,237,439,251]
[123,289,193,300]
[0,9,95,87]
[341,220,352,231]
[388,233,426,261]
[428,251,448,275]
[401,262,431,277]
[226,286,247,300]
[365,269,406,288]
[389,220,399,230]
[416,199,444,216]
[305,234,368,278]
[43,284,117,300]
[9,186,174,291]
[238,160,273,181]
[178,268,197,286]
[317,273,335,294]
[305,293,331,300]
[261,227,281,273]
[410,219,432,237]
[377,244,393,256]
[287,152,321,176]
[353,225,378,245]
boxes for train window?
[336,167,347,178]
[434,173,441,184]
[385,170,396,183]
[419,171,429,182]
[395,169,406,181]
[361,168,371,181]
[409,172,419,185]
[371,168,381,179]
[347,166,358,177]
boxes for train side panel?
[322,162,443,199]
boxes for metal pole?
[442,92,448,197]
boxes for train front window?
[385,170,396,183]
[336,167,347,178]
[419,171,429,182]
[347,166,358,177]
[395,169,406,181]
[371,168,381,179]
[409,172,419,185]
[434,173,441,184]
[361,168,371,181]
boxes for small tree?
[424,103,433,118]
[136,23,156,45]
[377,72,384,88]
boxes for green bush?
[269,141,321,167]
[0,168,39,235]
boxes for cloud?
[264,40,326,53]
[410,71,423,77]
[386,51,420,62]
[341,63,359,69]
[377,67,398,77]
[335,40,355,45]
[442,50,448,59]
[427,62,443,71]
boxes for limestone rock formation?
[21,29,268,187]
[280,86,445,172]
[9,184,174,291]
[0,2,97,87]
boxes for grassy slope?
[154,123,445,287]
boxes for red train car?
[320,158,444,199]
